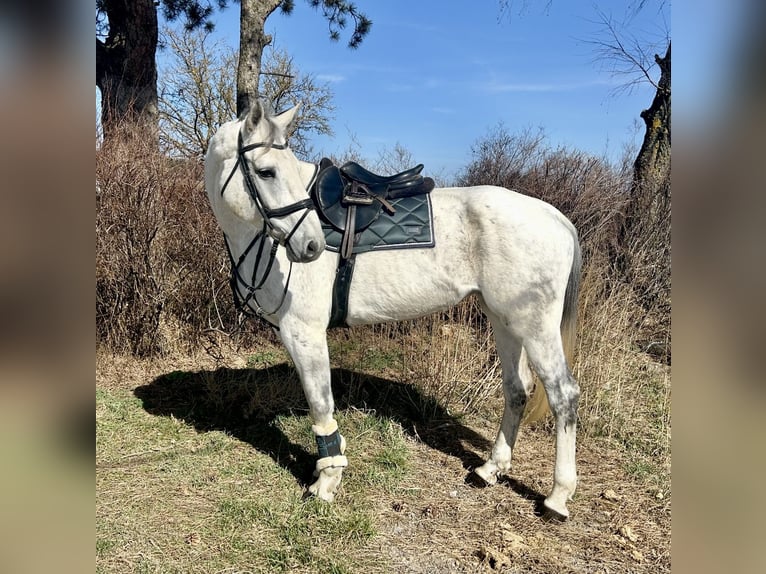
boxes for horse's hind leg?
[523,332,580,520]
[278,321,347,502]
[475,319,532,485]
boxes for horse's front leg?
[278,321,347,502]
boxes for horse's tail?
[523,228,582,423]
[560,231,582,366]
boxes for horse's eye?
[256,169,275,179]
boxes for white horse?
[205,102,582,520]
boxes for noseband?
[218,130,319,326]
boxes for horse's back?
[433,185,577,264]
[438,184,573,233]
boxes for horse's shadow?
[134,364,495,483]
[134,364,547,510]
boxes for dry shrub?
[96,124,254,356]
[397,297,500,416]
[97,127,166,355]
[616,175,671,352]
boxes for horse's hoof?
[541,500,569,522]
[307,482,335,502]
[308,474,341,502]
[473,463,498,486]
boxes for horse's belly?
[344,228,478,325]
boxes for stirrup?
[342,181,375,206]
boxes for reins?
[223,230,294,326]
[218,129,318,328]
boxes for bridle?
[220,131,316,237]
[218,130,319,326]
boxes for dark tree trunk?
[236,0,282,117]
[615,43,671,259]
[613,42,671,323]
[632,42,671,214]
[96,0,159,137]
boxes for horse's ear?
[243,100,265,136]
[272,102,302,133]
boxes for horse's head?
[206,101,325,263]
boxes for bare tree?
[589,9,670,313]
[158,29,236,159]
[236,0,371,116]
[97,0,369,139]
[496,1,670,201]
[257,48,336,158]
[631,42,670,202]
[588,9,670,194]
[159,28,335,160]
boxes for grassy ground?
[97,319,670,574]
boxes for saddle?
[314,159,435,259]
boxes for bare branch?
[260,71,295,79]
[158,26,334,159]
[497,0,553,22]
[586,8,667,96]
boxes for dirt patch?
[354,426,669,573]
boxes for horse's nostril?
[307,240,319,254]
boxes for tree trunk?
[613,42,671,321]
[614,43,671,255]
[632,42,671,213]
[97,0,159,137]
[236,0,282,117]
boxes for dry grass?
[327,297,501,419]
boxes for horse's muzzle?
[287,237,325,263]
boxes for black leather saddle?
[340,161,426,188]
[314,158,435,259]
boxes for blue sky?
[169,1,672,177]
